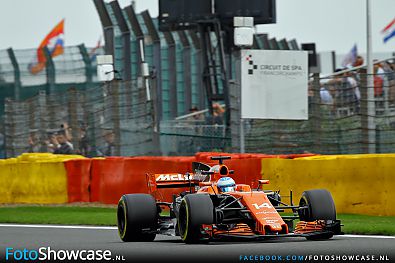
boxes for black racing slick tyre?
[298,189,336,221]
[117,194,158,242]
[178,194,214,244]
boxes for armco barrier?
[0,158,16,203]
[1,152,318,205]
[90,156,195,204]
[0,153,84,204]
[64,158,92,203]
[194,152,315,186]
[90,157,126,203]
[261,154,395,216]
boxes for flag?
[382,17,395,43]
[89,36,102,61]
[28,19,65,74]
[341,44,357,68]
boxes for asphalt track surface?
[0,224,394,262]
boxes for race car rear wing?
[146,173,202,192]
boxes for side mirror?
[256,179,269,191]
[258,180,269,185]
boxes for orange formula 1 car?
[117,156,342,243]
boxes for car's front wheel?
[298,189,336,221]
[298,189,337,240]
[178,194,214,244]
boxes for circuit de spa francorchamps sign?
[240,49,308,120]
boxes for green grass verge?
[0,206,394,235]
[0,206,117,226]
[338,214,395,236]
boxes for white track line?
[0,224,394,239]
[343,234,395,239]
[0,224,117,230]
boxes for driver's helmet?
[217,177,236,192]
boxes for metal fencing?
[0,45,105,158]
[231,59,395,155]
[2,57,395,157]
[3,80,158,157]
[160,120,230,155]
[2,76,230,158]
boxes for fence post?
[359,69,369,153]
[67,88,80,152]
[93,0,114,57]
[110,81,121,156]
[163,31,178,118]
[111,0,131,81]
[178,31,192,114]
[312,73,321,152]
[230,50,242,153]
[229,80,241,153]
[188,30,205,111]
[78,44,93,89]
[43,46,56,95]
[141,10,163,123]
[7,48,21,101]
[4,98,14,157]
[37,91,48,152]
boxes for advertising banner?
[241,49,308,120]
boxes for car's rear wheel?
[178,194,214,244]
[117,194,157,242]
[298,189,336,240]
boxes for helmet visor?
[220,186,235,192]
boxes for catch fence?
[231,59,395,154]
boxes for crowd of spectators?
[17,58,395,157]
[313,57,395,117]
[26,122,116,157]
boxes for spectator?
[307,82,314,114]
[344,71,361,113]
[77,124,91,157]
[97,130,115,157]
[188,106,204,122]
[353,55,364,67]
[374,60,385,81]
[53,130,74,154]
[390,62,395,105]
[45,133,57,153]
[27,132,40,153]
[374,63,384,97]
[205,103,225,125]
[329,69,356,112]
[0,131,4,158]
[212,103,225,125]
[382,61,395,105]
[320,85,333,105]
[187,106,204,138]
[61,122,73,147]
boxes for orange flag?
[29,19,65,74]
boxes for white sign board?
[241,50,308,120]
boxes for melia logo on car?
[155,173,192,182]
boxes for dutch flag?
[382,17,395,44]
